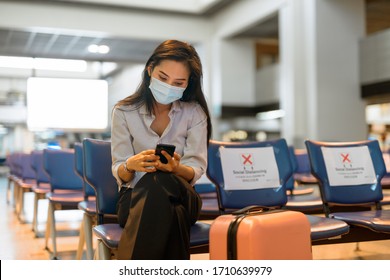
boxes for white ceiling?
[0,0,277,63]
[1,0,388,65]
[58,0,228,14]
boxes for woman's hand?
[126,149,159,173]
[156,151,181,173]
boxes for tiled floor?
[1,175,390,260]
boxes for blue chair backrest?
[43,149,83,191]
[31,150,50,185]
[305,139,385,204]
[295,152,311,174]
[12,152,24,178]
[286,146,299,191]
[20,153,36,181]
[206,138,292,210]
[5,153,18,176]
[83,138,118,220]
[74,142,96,198]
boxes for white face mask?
[149,77,186,105]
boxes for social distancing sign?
[321,146,376,186]
[219,146,280,190]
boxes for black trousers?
[117,171,202,260]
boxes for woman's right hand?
[126,149,159,173]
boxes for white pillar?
[279,0,366,148]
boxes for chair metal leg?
[355,242,361,252]
[45,202,58,260]
[32,193,47,236]
[49,203,58,259]
[32,193,39,234]
[44,202,52,250]
[76,213,94,260]
[76,214,86,260]
[13,182,20,212]
[7,179,13,204]
[84,214,94,260]
[17,188,28,223]
[15,184,22,217]
[94,239,110,260]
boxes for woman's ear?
[147,66,151,77]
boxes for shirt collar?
[139,101,182,115]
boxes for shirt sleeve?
[180,104,208,185]
[111,107,135,188]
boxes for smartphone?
[155,143,176,164]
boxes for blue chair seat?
[286,192,323,213]
[287,185,315,195]
[32,184,50,194]
[46,192,84,206]
[78,200,97,216]
[307,215,350,241]
[294,173,318,184]
[330,210,390,233]
[188,222,211,247]
[93,224,122,250]
[93,222,211,252]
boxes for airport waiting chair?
[5,152,21,205]
[294,149,318,184]
[15,153,37,222]
[82,138,210,260]
[43,148,84,259]
[286,146,315,195]
[194,176,220,220]
[74,142,97,260]
[31,150,51,236]
[206,139,350,244]
[379,150,390,190]
[285,146,323,214]
[305,139,390,244]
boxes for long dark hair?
[115,39,212,142]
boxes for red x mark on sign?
[340,153,351,163]
[242,154,253,165]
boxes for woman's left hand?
[156,151,180,173]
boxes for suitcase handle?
[232,205,273,215]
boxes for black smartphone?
[155,144,176,164]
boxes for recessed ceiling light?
[88,44,110,54]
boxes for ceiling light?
[33,58,87,72]
[0,56,87,72]
[256,109,285,121]
[88,44,110,54]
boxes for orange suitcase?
[209,207,312,260]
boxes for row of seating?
[5,137,390,259]
[5,139,210,259]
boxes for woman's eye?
[159,76,167,81]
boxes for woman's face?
[149,60,190,88]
